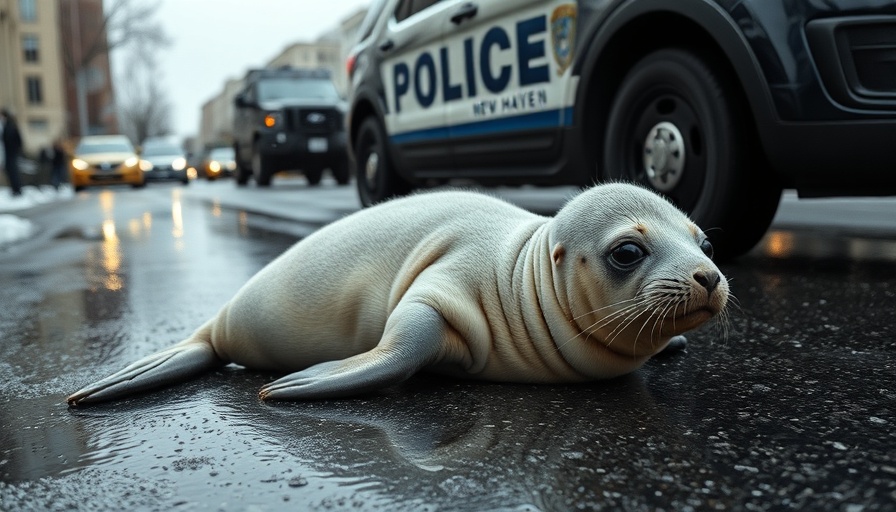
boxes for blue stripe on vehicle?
[390,107,574,145]
[391,126,451,145]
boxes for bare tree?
[59,0,171,136]
[117,59,172,145]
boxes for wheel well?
[241,133,259,167]
[581,12,766,179]
[350,99,376,159]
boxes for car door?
[379,0,455,175]
[443,0,576,175]
[232,84,256,162]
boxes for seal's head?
[549,183,729,358]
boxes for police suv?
[232,67,350,187]
[346,0,896,258]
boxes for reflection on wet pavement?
[1,187,894,511]
[759,229,896,262]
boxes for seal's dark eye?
[608,242,646,269]
[700,239,714,259]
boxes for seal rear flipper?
[259,302,446,401]
[67,341,222,406]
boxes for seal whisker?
[558,297,656,350]
[671,301,681,334]
[725,293,745,316]
[715,303,733,343]
[607,303,652,339]
[570,296,643,322]
[614,295,673,355]
[646,296,678,345]
[587,302,650,350]
[603,310,646,351]
[606,294,668,349]
[583,294,660,330]
[586,297,655,328]
[631,295,671,346]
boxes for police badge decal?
[551,4,577,76]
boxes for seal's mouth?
[664,307,716,334]
[675,307,716,321]
[587,300,723,357]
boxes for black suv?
[346,0,896,259]
[233,67,350,187]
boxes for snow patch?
[0,185,73,246]
[0,185,74,212]
[0,214,34,246]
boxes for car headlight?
[172,157,186,170]
[139,159,153,171]
[72,158,89,170]
[125,156,139,168]
[209,161,221,173]
[264,112,282,128]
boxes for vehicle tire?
[305,169,323,186]
[331,160,350,186]
[251,142,272,187]
[602,48,781,260]
[234,146,250,186]
[355,117,411,207]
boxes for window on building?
[23,35,39,62]
[26,76,43,104]
[27,118,48,132]
[19,0,37,22]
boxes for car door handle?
[379,39,394,52]
[450,2,478,24]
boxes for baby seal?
[68,183,728,405]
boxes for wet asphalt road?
[1,179,894,511]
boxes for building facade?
[0,0,117,162]
[198,78,243,153]
[0,0,67,155]
[58,0,118,138]
[266,42,343,93]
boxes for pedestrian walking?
[49,137,67,190]
[1,108,24,197]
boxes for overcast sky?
[113,0,370,141]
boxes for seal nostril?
[694,270,720,294]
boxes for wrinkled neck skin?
[511,226,658,381]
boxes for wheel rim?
[643,121,685,192]
[627,92,707,212]
[364,150,379,191]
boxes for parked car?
[184,152,203,181]
[202,147,237,180]
[232,67,350,187]
[345,0,896,259]
[69,135,145,191]
[139,137,189,185]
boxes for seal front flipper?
[67,340,222,406]
[259,302,446,401]
[658,335,688,356]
